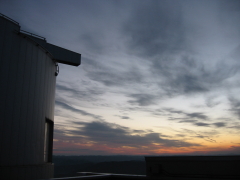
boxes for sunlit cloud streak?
[55,101,103,121]
[53,120,202,155]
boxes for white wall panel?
[8,25,21,166]
[0,16,57,179]
[15,39,28,165]
[0,18,19,166]
[0,12,79,179]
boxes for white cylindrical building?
[0,14,81,180]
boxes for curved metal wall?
[0,16,55,179]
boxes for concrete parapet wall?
[145,156,240,178]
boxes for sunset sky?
[1,0,240,155]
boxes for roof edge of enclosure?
[0,13,81,66]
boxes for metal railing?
[0,13,19,25]
[20,30,46,41]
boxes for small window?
[44,118,53,163]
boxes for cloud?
[56,84,79,95]
[205,96,220,108]
[213,122,226,128]
[154,55,239,96]
[120,0,240,98]
[80,32,105,54]
[79,1,231,98]
[49,0,240,156]
[186,113,208,120]
[122,1,207,96]
[153,108,214,129]
[181,128,217,143]
[228,97,240,119]
[55,100,103,120]
[116,115,130,120]
[82,57,144,88]
[122,0,184,58]
[120,1,206,96]
[177,120,210,127]
[192,135,216,143]
[162,108,208,120]
[163,108,185,115]
[194,122,210,127]
[163,109,231,129]
[56,81,104,102]
[128,94,157,106]
[58,120,200,149]
[228,123,240,130]
[178,120,197,123]
[154,108,234,129]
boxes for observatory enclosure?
[0,14,80,180]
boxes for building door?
[44,119,53,163]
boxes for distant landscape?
[53,155,146,178]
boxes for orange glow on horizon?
[53,138,240,155]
